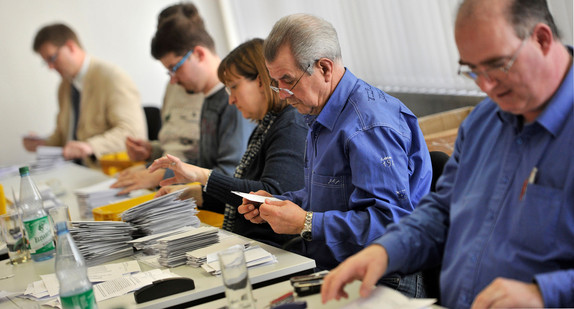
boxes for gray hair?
[264,13,342,73]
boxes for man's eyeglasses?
[45,48,61,66]
[270,63,312,97]
[458,38,527,82]
[168,50,193,77]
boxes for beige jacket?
[46,58,146,159]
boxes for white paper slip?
[342,285,436,309]
[231,191,282,203]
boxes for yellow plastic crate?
[92,192,156,221]
[99,152,145,176]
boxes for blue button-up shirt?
[282,69,432,270]
[377,61,574,308]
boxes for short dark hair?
[151,10,215,59]
[157,2,205,29]
[507,0,561,40]
[33,23,82,52]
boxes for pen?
[519,167,538,201]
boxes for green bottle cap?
[19,166,30,176]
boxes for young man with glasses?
[25,23,147,165]
[147,10,254,188]
[237,14,432,297]
[322,0,573,307]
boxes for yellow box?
[418,106,474,156]
[99,152,145,176]
[92,192,156,221]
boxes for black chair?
[422,150,449,301]
[144,106,162,141]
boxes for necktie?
[70,85,81,140]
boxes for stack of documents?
[121,189,200,236]
[186,231,251,267]
[69,221,136,266]
[200,244,278,276]
[31,146,66,172]
[154,226,220,267]
[74,179,149,218]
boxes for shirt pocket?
[512,183,563,253]
[309,172,349,211]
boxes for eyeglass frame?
[269,62,313,96]
[458,38,528,82]
[45,47,62,66]
[168,50,193,77]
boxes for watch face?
[302,231,312,241]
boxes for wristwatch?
[300,211,313,241]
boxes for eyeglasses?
[458,38,527,82]
[45,48,61,66]
[168,50,193,77]
[270,63,312,97]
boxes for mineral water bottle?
[19,166,55,261]
[55,221,97,309]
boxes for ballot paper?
[342,285,436,309]
[74,179,149,218]
[231,191,282,203]
[69,221,136,266]
[154,226,220,267]
[31,146,66,172]
[40,260,142,297]
[186,232,252,267]
[93,269,179,302]
[121,189,200,236]
[201,244,278,275]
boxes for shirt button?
[516,138,523,145]
[501,177,509,184]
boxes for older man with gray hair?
[238,13,432,297]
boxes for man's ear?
[317,58,334,82]
[532,23,553,55]
[194,45,206,61]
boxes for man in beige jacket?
[24,23,146,166]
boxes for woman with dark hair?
[150,38,307,248]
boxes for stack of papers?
[74,179,149,218]
[121,189,200,236]
[200,244,278,276]
[69,221,136,266]
[128,226,196,254]
[154,226,220,267]
[31,146,66,172]
[186,231,251,267]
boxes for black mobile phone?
[293,280,323,296]
[289,270,329,285]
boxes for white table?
[0,163,316,308]
[0,162,110,220]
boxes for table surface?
[0,163,316,308]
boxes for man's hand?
[126,136,152,162]
[321,244,389,304]
[62,141,93,159]
[22,135,46,152]
[471,278,544,309]
[111,167,165,195]
[258,199,307,234]
[148,154,211,186]
[237,190,272,224]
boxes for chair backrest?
[429,151,449,192]
[143,106,162,141]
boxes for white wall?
[0,0,228,166]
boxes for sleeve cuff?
[534,270,574,307]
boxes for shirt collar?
[205,82,224,98]
[498,46,573,137]
[315,68,357,131]
[72,54,90,91]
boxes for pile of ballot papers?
[155,226,220,267]
[121,189,200,237]
[186,230,278,275]
[69,221,136,266]
[31,146,66,172]
[74,179,149,219]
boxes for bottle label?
[23,216,55,254]
[60,288,97,309]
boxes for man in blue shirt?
[322,0,574,308]
[237,14,432,296]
